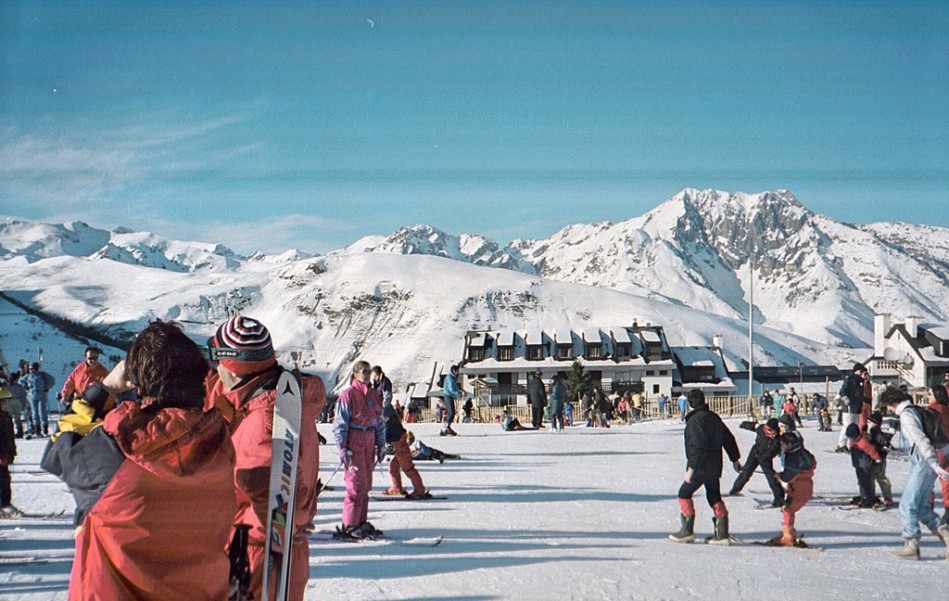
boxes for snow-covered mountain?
[347,189,949,348]
[1,189,945,392]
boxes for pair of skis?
[259,369,303,601]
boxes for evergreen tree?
[565,359,593,403]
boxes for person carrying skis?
[669,389,741,545]
[333,360,387,539]
[205,315,326,600]
[768,431,817,546]
[727,418,784,507]
[44,320,238,600]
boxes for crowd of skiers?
[669,363,949,560]
[0,314,465,599]
[4,336,949,600]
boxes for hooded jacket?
[63,400,237,601]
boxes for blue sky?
[2,1,947,254]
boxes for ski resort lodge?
[456,322,735,406]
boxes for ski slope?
[2,417,945,600]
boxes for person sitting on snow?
[407,431,460,463]
[501,410,535,431]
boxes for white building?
[868,313,949,389]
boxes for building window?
[586,345,602,359]
[469,348,485,362]
[646,370,655,376]
[498,347,514,361]
[556,345,573,360]
[528,346,543,360]
[653,384,660,394]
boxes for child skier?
[383,401,430,499]
[866,411,894,508]
[728,418,784,507]
[845,423,882,508]
[768,431,817,546]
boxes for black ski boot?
[706,516,731,546]
[668,515,695,543]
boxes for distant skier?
[727,418,784,507]
[18,362,54,437]
[441,365,461,436]
[669,389,741,545]
[548,373,566,432]
[528,371,547,429]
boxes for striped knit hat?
[210,315,277,376]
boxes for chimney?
[712,334,723,349]
[874,314,890,356]
[906,316,918,339]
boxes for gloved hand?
[732,460,742,473]
[338,446,353,470]
[683,467,694,483]
[376,446,387,464]
[930,461,949,481]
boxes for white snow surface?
[2,418,946,600]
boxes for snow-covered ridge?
[1,188,946,391]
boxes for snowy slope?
[3,188,946,391]
[3,418,945,600]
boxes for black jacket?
[528,376,547,408]
[0,410,15,464]
[739,421,781,461]
[841,374,869,414]
[684,405,740,480]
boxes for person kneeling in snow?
[768,431,817,546]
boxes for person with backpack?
[206,315,327,599]
[879,387,949,560]
[18,362,55,438]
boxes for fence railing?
[394,395,762,425]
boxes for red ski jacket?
[69,400,237,601]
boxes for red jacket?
[206,368,326,601]
[60,361,110,403]
[70,401,237,601]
